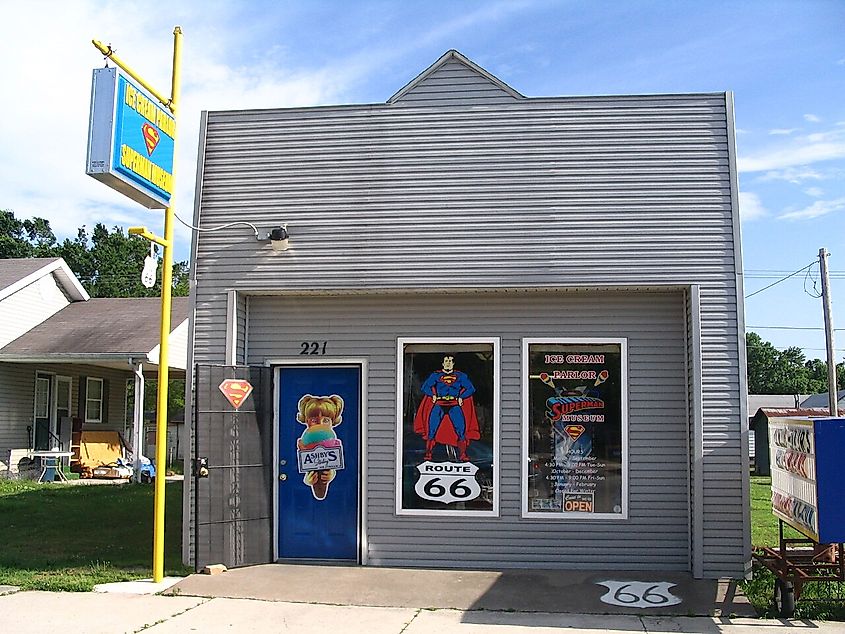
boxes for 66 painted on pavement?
[415,461,481,504]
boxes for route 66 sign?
[597,581,682,609]
[415,461,481,504]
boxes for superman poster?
[523,339,627,518]
[397,339,498,516]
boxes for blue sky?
[1,0,843,364]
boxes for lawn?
[0,479,190,591]
[749,475,806,546]
[743,476,845,620]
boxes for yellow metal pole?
[152,25,182,584]
[92,39,174,112]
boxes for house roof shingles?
[0,257,60,292]
[0,297,189,356]
[800,390,845,408]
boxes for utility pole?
[819,248,839,416]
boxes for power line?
[774,346,845,353]
[748,325,845,331]
[746,269,845,273]
[745,260,817,299]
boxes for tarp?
[77,431,123,472]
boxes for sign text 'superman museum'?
[183,51,748,579]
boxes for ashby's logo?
[546,396,605,421]
[298,446,344,472]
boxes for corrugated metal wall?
[247,292,689,569]
[189,65,746,576]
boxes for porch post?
[133,362,145,481]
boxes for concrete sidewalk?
[166,563,756,617]
[3,591,845,634]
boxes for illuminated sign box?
[86,67,175,209]
[768,417,845,543]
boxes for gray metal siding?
[247,292,689,570]
[237,294,247,364]
[190,91,744,576]
[392,59,520,106]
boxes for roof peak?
[388,49,523,104]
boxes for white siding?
[0,273,70,348]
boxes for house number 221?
[300,341,327,355]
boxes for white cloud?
[778,198,845,221]
[757,166,824,183]
[769,128,799,136]
[0,2,358,257]
[0,1,530,259]
[738,128,845,173]
[804,114,822,123]
[738,192,767,222]
[804,187,824,198]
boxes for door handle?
[279,473,287,481]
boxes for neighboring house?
[0,257,188,474]
[800,390,845,410]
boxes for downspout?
[132,361,145,480]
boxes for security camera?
[269,226,289,252]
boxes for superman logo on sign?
[564,424,585,441]
[219,379,253,410]
[142,122,160,156]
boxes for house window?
[86,377,104,423]
[35,377,51,419]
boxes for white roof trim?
[0,258,89,302]
[388,49,523,104]
[146,318,189,370]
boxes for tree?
[0,210,57,258]
[1,209,188,297]
[746,332,843,395]
[746,332,780,393]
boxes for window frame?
[521,337,629,520]
[85,377,104,423]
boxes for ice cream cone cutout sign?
[296,394,345,500]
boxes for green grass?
[743,476,845,620]
[749,476,805,546]
[0,480,190,591]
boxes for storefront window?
[396,338,499,517]
[522,339,627,519]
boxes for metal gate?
[193,364,274,570]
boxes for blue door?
[277,366,360,560]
